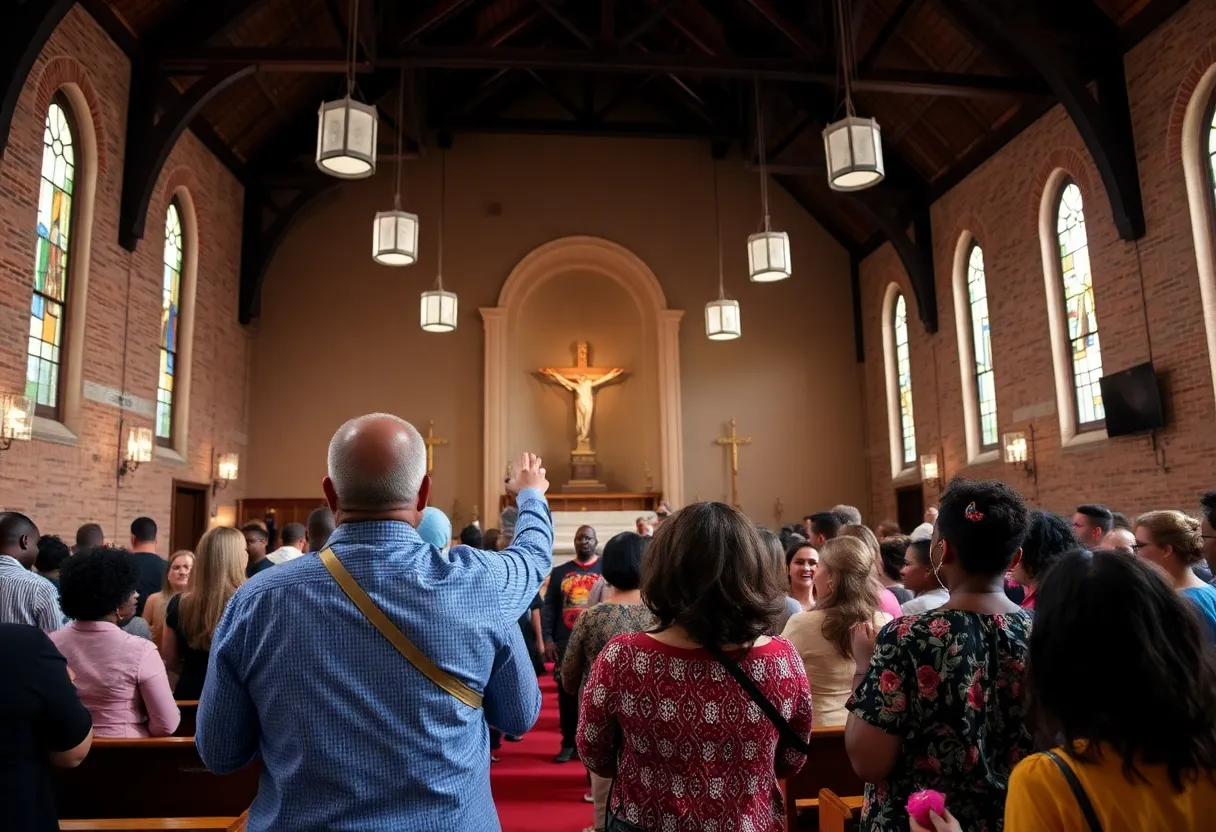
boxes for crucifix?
[423,420,448,476]
[538,342,626,453]
[715,418,752,509]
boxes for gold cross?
[715,418,752,509]
[423,420,448,476]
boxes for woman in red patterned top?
[576,502,813,832]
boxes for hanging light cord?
[834,0,857,117]
[345,0,359,96]
[436,150,446,292]
[394,66,404,208]
[753,78,770,233]
[714,159,725,299]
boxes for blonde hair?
[161,550,194,595]
[816,536,882,659]
[840,524,882,573]
[1136,510,1204,565]
[178,527,245,651]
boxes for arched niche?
[481,236,684,518]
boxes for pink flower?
[916,666,941,700]
[967,680,985,710]
[965,746,980,770]
[879,670,901,694]
[889,693,907,713]
[897,620,913,640]
[928,618,951,639]
[1011,681,1022,697]
[915,756,942,773]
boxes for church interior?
[4,0,1216,830]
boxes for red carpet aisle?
[493,673,593,832]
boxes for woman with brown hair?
[1135,510,1216,642]
[141,550,194,647]
[839,523,906,616]
[576,502,812,832]
[782,536,892,727]
[161,527,246,698]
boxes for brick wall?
[0,6,250,542]
[859,1,1216,525]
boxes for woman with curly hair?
[48,548,180,737]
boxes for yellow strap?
[319,548,483,709]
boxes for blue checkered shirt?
[196,489,553,832]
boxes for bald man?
[197,415,554,832]
[0,511,61,632]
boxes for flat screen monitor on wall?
[1098,362,1165,437]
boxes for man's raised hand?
[509,453,549,495]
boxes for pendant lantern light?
[823,0,885,192]
[373,69,419,266]
[316,0,378,179]
[705,160,741,341]
[748,80,791,283]
[421,148,457,332]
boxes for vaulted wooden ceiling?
[0,0,1190,325]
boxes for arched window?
[1182,64,1216,407]
[966,245,997,450]
[27,97,76,419]
[894,294,916,466]
[1056,181,1105,429]
[157,199,183,445]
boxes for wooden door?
[895,485,925,536]
[171,482,209,553]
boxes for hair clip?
[964,502,985,522]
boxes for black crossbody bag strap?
[702,642,812,756]
[1044,750,1103,832]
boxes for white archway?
[481,236,684,517]
[1182,62,1216,411]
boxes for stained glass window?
[27,98,75,419]
[894,293,916,466]
[966,244,998,450]
[157,200,183,444]
[1056,181,1104,428]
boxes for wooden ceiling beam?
[401,0,478,43]
[939,0,1144,240]
[737,0,819,58]
[0,0,75,163]
[432,115,739,142]
[618,0,684,47]
[535,0,594,48]
[158,47,1050,98]
[149,0,279,54]
[858,0,921,73]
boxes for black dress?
[164,594,211,699]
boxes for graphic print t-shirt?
[542,558,602,645]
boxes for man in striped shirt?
[0,512,61,632]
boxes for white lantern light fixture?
[213,451,240,496]
[823,0,885,192]
[1002,428,1036,483]
[919,453,941,488]
[748,80,791,282]
[705,159,741,341]
[372,68,418,266]
[0,392,34,451]
[316,0,378,179]
[421,148,458,333]
[118,425,153,479]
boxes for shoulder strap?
[1044,750,1103,832]
[319,548,483,709]
[703,642,811,755]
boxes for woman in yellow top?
[912,548,1216,832]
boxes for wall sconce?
[117,426,153,479]
[919,453,942,489]
[0,393,33,451]
[1002,427,1036,481]
[213,451,239,496]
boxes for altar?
[499,492,662,513]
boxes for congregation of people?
[3,413,1216,831]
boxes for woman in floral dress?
[845,478,1035,832]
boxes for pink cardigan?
[49,620,180,738]
[879,588,903,619]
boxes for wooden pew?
[60,818,241,830]
[174,701,198,737]
[817,790,859,832]
[53,737,259,823]
[781,726,865,830]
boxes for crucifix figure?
[538,342,626,452]
[715,418,752,509]
[423,420,448,476]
